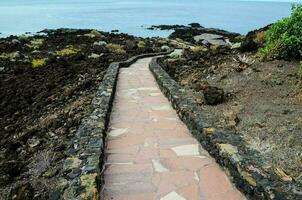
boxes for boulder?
[125,40,137,49]
[194,33,223,42]
[194,33,227,46]
[93,41,107,46]
[203,86,224,105]
[231,42,241,49]
[169,49,183,58]
[161,45,170,51]
[88,53,102,59]
[27,136,40,148]
[202,39,227,46]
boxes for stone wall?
[60,50,173,200]
[149,57,301,200]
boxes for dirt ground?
[0,29,162,199]
[159,44,302,186]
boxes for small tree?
[259,4,302,60]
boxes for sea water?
[0,0,299,37]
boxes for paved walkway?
[100,58,246,200]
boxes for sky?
[240,0,302,1]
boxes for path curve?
[100,57,246,200]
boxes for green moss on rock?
[106,43,126,54]
[84,30,103,38]
[27,38,44,49]
[137,41,146,48]
[217,143,241,162]
[0,51,19,60]
[191,46,207,53]
[63,157,82,171]
[56,46,80,57]
[241,171,257,187]
[31,58,48,68]
[80,173,98,200]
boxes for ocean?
[0,0,298,37]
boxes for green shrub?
[191,46,207,53]
[106,43,126,54]
[137,41,146,48]
[259,4,302,59]
[0,51,19,59]
[158,39,169,45]
[27,38,44,49]
[56,46,79,57]
[84,30,103,38]
[32,58,47,68]
[254,31,265,44]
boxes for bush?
[32,58,47,68]
[106,43,126,54]
[259,4,302,59]
[158,39,169,45]
[56,46,79,57]
[0,51,19,59]
[27,38,44,49]
[191,46,207,53]
[84,30,103,38]
[254,31,265,44]
[137,41,146,48]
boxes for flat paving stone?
[160,191,186,200]
[100,58,246,200]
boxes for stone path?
[100,58,246,200]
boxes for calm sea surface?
[0,0,297,37]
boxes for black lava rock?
[203,86,224,105]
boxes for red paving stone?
[100,58,246,200]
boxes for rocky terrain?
[158,26,302,191]
[0,29,163,199]
[1,23,301,199]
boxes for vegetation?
[259,4,302,60]
[27,38,44,49]
[0,51,19,59]
[106,43,126,54]
[254,31,265,44]
[31,58,48,68]
[191,45,207,53]
[137,41,146,48]
[56,46,80,56]
[157,38,169,45]
[84,29,103,38]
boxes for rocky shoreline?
[148,23,240,44]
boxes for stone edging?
[60,50,173,200]
[149,57,301,200]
